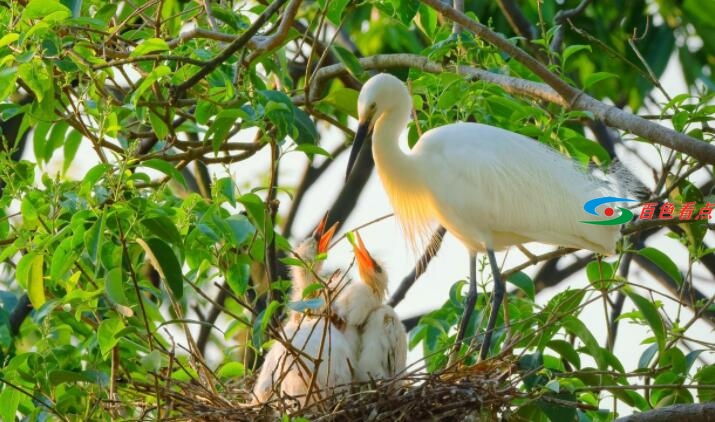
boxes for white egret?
[288,216,337,318]
[347,232,407,382]
[251,317,355,407]
[345,73,620,360]
[252,220,350,408]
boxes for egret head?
[345,73,411,180]
[349,231,388,300]
[295,214,338,262]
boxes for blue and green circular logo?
[580,197,638,225]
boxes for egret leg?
[479,249,503,361]
[453,253,477,357]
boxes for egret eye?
[375,264,383,274]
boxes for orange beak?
[314,215,338,254]
[349,231,375,274]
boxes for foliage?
[0,0,714,420]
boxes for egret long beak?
[345,120,371,180]
[349,231,375,275]
[314,215,338,254]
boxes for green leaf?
[225,214,255,246]
[137,237,184,299]
[507,271,534,300]
[148,111,169,140]
[584,72,618,89]
[332,46,364,80]
[63,129,83,172]
[238,193,266,235]
[217,361,245,379]
[215,177,236,206]
[547,339,581,369]
[50,237,77,281]
[18,60,53,103]
[562,44,591,64]
[141,350,163,372]
[295,144,331,157]
[17,253,45,309]
[0,386,20,422]
[391,0,419,25]
[48,369,95,385]
[131,65,171,106]
[97,317,125,357]
[141,216,183,250]
[33,120,52,164]
[638,247,682,286]
[46,120,69,162]
[0,33,19,48]
[694,365,715,402]
[325,0,349,25]
[226,263,250,296]
[624,287,666,353]
[130,38,170,57]
[105,268,130,306]
[562,316,608,370]
[320,87,359,118]
[23,0,71,20]
[142,158,187,187]
[585,260,615,289]
[252,300,280,347]
[293,107,318,144]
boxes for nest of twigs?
[124,356,521,421]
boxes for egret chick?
[289,216,337,317]
[348,232,407,382]
[346,73,622,361]
[251,317,354,408]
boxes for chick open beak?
[349,231,375,274]
[314,215,338,254]
[345,119,372,181]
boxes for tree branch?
[420,0,715,164]
[614,403,715,422]
[388,226,447,308]
[172,0,288,98]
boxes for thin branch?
[388,226,447,308]
[550,0,592,52]
[172,0,289,98]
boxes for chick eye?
[375,264,383,274]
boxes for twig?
[172,0,289,98]
[388,226,447,308]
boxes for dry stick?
[420,0,715,165]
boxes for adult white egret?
[347,232,407,382]
[345,73,620,360]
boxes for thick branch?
[614,403,715,422]
[246,0,302,62]
[421,0,715,164]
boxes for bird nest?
[123,356,521,421]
